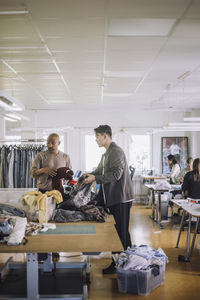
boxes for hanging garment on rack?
[0,144,46,188]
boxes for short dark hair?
[187,157,193,164]
[47,133,60,140]
[167,154,178,164]
[94,125,112,138]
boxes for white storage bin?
[0,188,56,223]
[117,263,166,296]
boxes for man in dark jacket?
[84,125,134,274]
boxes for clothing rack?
[0,139,45,143]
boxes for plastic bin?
[117,263,165,296]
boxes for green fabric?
[39,225,96,235]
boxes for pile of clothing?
[115,245,168,295]
[53,174,107,223]
[0,215,27,245]
[114,244,168,272]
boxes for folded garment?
[52,208,86,222]
[0,203,26,218]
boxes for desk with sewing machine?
[171,199,200,262]
[0,215,123,300]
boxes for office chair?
[129,166,135,180]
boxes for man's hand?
[84,174,95,184]
[43,167,57,177]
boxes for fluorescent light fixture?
[177,71,190,81]
[108,18,176,36]
[0,91,25,111]
[104,93,132,97]
[0,10,29,15]
[4,116,17,122]
[167,122,200,127]
[163,127,200,132]
[0,99,13,110]
[5,113,21,121]
[184,117,200,122]
[5,112,30,121]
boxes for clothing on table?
[182,171,200,199]
[61,174,96,209]
[30,150,71,191]
[169,163,180,184]
[91,142,134,250]
[52,167,74,195]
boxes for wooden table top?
[0,215,123,253]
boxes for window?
[129,135,151,172]
[85,135,105,172]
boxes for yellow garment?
[45,190,63,205]
[36,193,47,211]
[21,190,63,211]
[21,194,38,213]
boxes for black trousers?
[109,201,132,251]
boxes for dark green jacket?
[91,142,134,207]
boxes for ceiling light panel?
[108,18,176,36]
[107,36,166,51]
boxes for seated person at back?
[167,154,180,184]
[176,157,193,184]
[182,158,200,199]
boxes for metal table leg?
[157,192,164,229]
[151,190,156,220]
[188,218,200,260]
[176,211,185,248]
[178,215,192,262]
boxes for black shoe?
[102,261,116,274]
[52,252,60,262]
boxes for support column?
[0,116,5,139]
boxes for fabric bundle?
[52,167,74,195]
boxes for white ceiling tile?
[171,19,200,38]
[37,18,105,37]
[0,0,200,113]
[108,0,191,18]
[184,0,200,18]
[27,0,105,18]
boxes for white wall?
[6,108,200,173]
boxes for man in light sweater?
[30,133,71,193]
